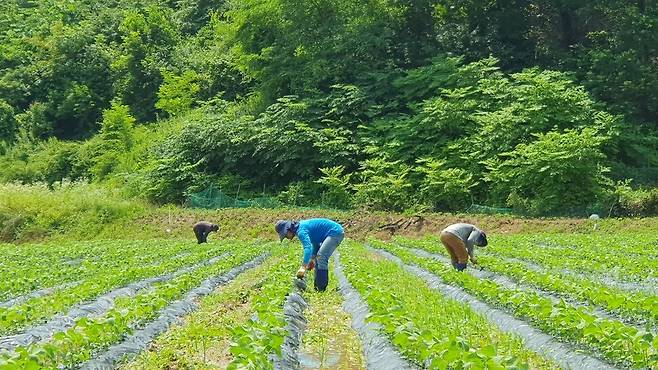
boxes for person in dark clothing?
[193,221,219,244]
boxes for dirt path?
[298,269,365,370]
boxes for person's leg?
[314,233,344,291]
[441,232,468,271]
[194,228,203,244]
[316,234,344,270]
[199,231,207,244]
[440,231,459,268]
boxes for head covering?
[477,231,488,247]
[275,220,293,241]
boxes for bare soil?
[134,207,637,243]
[299,275,365,370]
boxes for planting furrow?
[397,237,658,329]
[121,253,292,369]
[80,253,270,370]
[333,251,417,370]
[0,281,81,308]
[407,247,638,328]
[274,283,308,370]
[491,253,658,296]
[0,252,229,351]
[373,240,658,368]
[371,247,617,370]
[298,272,365,369]
[0,243,226,335]
[0,240,181,301]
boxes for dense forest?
[0,0,657,215]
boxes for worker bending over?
[275,218,344,292]
[193,221,219,244]
[440,223,487,271]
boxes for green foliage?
[113,5,180,122]
[316,166,352,209]
[352,158,412,212]
[0,138,82,185]
[0,99,16,147]
[14,102,52,140]
[613,180,658,217]
[0,0,657,214]
[415,158,473,211]
[488,128,611,215]
[89,102,136,180]
[156,70,200,117]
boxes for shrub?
[0,99,16,148]
[613,181,658,216]
[90,102,136,180]
[488,127,611,215]
[315,166,352,209]
[415,158,474,211]
[156,70,200,116]
[352,158,412,211]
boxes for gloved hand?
[296,266,306,279]
[307,259,315,271]
[456,262,467,271]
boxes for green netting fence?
[465,204,513,215]
[188,185,605,217]
[188,185,282,209]
[465,203,608,218]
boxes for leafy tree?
[352,157,412,211]
[415,158,474,211]
[0,100,16,146]
[316,166,352,209]
[90,102,136,180]
[114,5,180,122]
[156,70,200,116]
[487,128,611,215]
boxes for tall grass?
[0,182,147,242]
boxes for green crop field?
[1,0,657,367]
[0,231,656,369]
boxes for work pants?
[440,231,469,264]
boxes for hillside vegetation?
[1,0,657,215]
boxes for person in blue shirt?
[275,218,345,292]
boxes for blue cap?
[275,220,292,241]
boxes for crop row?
[531,233,658,258]
[341,241,555,369]
[0,241,229,336]
[0,241,266,369]
[125,248,366,369]
[121,246,295,369]
[479,234,657,281]
[0,240,210,302]
[371,240,658,369]
[396,237,658,329]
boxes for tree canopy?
[1,0,657,215]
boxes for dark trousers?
[194,230,207,244]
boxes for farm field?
[0,232,657,369]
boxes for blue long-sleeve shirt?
[296,218,344,265]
